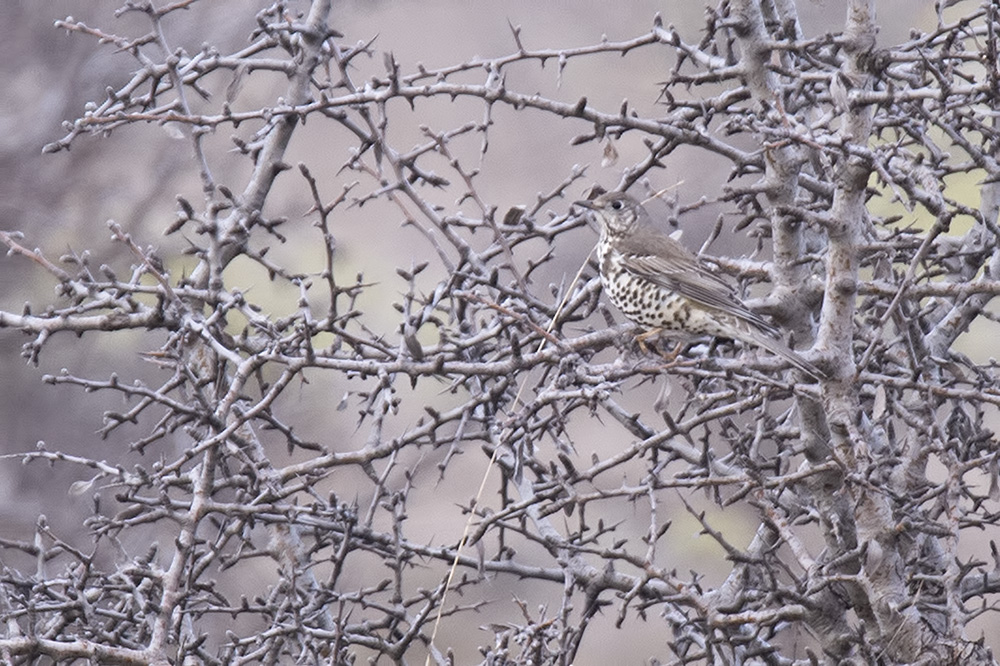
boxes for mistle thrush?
[576,192,822,379]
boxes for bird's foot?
[635,328,661,355]
[636,329,684,362]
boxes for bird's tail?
[742,329,825,381]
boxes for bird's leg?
[635,328,662,355]
[636,328,684,361]
[658,341,684,362]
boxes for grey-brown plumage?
[576,192,822,379]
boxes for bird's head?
[574,192,646,240]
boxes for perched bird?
[576,192,823,380]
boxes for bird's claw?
[635,329,683,362]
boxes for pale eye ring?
[610,200,623,210]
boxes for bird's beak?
[573,200,600,232]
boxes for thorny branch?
[2,0,1000,664]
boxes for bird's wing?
[618,233,778,335]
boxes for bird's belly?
[602,269,707,332]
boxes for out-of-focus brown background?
[3,1,980,663]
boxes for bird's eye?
[610,200,623,210]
